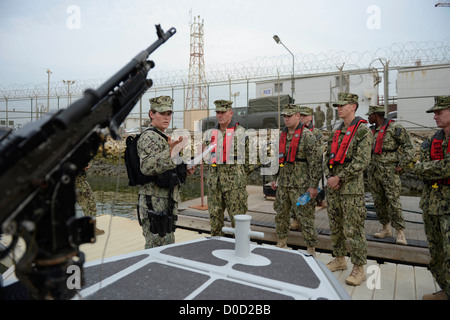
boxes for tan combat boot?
[290,219,301,230]
[345,264,366,286]
[374,224,392,239]
[306,247,316,258]
[396,229,407,245]
[326,256,347,272]
[276,237,288,249]
[422,290,448,300]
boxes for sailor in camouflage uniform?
[137,96,189,248]
[415,96,450,300]
[289,106,325,231]
[271,104,322,256]
[204,100,256,236]
[325,93,373,286]
[367,105,415,245]
[75,165,104,235]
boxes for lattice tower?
[185,15,207,110]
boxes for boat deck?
[80,214,438,300]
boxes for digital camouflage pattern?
[332,92,359,107]
[75,171,97,217]
[415,130,450,298]
[367,121,416,230]
[138,194,177,248]
[214,99,233,112]
[426,95,450,113]
[280,104,299,116]
[204,121,257,236]
[325,121,373,265]
[137,126,180,248]
[314,106,325,128]
[149,95,174,113]
[274,127,322,244]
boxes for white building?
[396,64,450,130]
[255,69,380,122]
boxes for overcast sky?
[0,0,449,87]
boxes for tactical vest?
[279,123,305,167]
[329,117,368,168]
[124,127,187,187]
[430,129,450,186]
[372,118,394,154]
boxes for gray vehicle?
[201,95,293,131]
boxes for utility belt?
[137,195,178,237]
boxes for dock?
[178,185,430,266]
[1,185,439,300]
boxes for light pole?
[62,80,75,106]
[47,69,52,110]
[273,35,295,102]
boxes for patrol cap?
[281,104,299,116]
[426,96,450,113]
[366,105,385,115]
[333,92,359,107]
[214,99,233,112]
[150,96,173,112]
[298,106,313,115]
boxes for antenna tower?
[186,15,207,110]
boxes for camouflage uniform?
[274,104,322,246]
[326,103,333,131]
[137,96,179,248]
[325,93,373,266]
[204,100,256,236]
[367,105,416,231]
[290,106,325,223]
[415,96,450,299]
[314,106,325,129]
[75,169,97,217]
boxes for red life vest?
[329,117,367,168]
[306,123,314,132]
[210,123,238,165]
[372,119,394,154]
[430,129,450,186]
[279,123,304,166]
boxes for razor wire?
[1,38,449,100]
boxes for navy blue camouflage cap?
[426,96,450,113]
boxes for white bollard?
[222,215,264,258]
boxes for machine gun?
[0,25,176,299]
